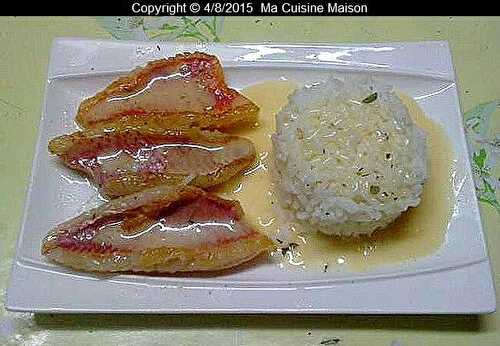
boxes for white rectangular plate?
[5,39,496,314]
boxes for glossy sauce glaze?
[76,53,259,131]
[215,80,455,272]
[49,129,256,198]
[42,185,273,273]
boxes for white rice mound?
[272,76,427,236]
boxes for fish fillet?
[41,185,274,273]
[49,126,256,198]
[76,52,259,131]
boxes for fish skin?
[76,52,259,131]
[48,126,256,198]
[41,185,274,273]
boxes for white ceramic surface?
[5,38,496,314]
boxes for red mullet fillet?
[41,185,274,273]
[48,127,256,198]
[76,52,259,131]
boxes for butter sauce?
[215,80,455,272]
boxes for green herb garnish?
[320,338,342,345]
[280,242,299,256]
[362,92,378,104]
[356,167,370,177]
[369,185,380,194]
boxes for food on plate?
[272,76,427,236]
[42,52,273,275]
[76,52,259,131]
[41,184,274,273]
[49,125,256,198]
[45,46,439,275]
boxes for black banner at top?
[4,0,500,15]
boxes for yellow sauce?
[215,80,455,272]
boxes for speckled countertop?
[0,16,499,346]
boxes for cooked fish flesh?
[41,185,274,273]
[49,126,256,198]
[76,52,259,131]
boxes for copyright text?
[130,1,369,15]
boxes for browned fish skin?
[41,185,274,273]
[76,52,259,131]
[49,126,256,198]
